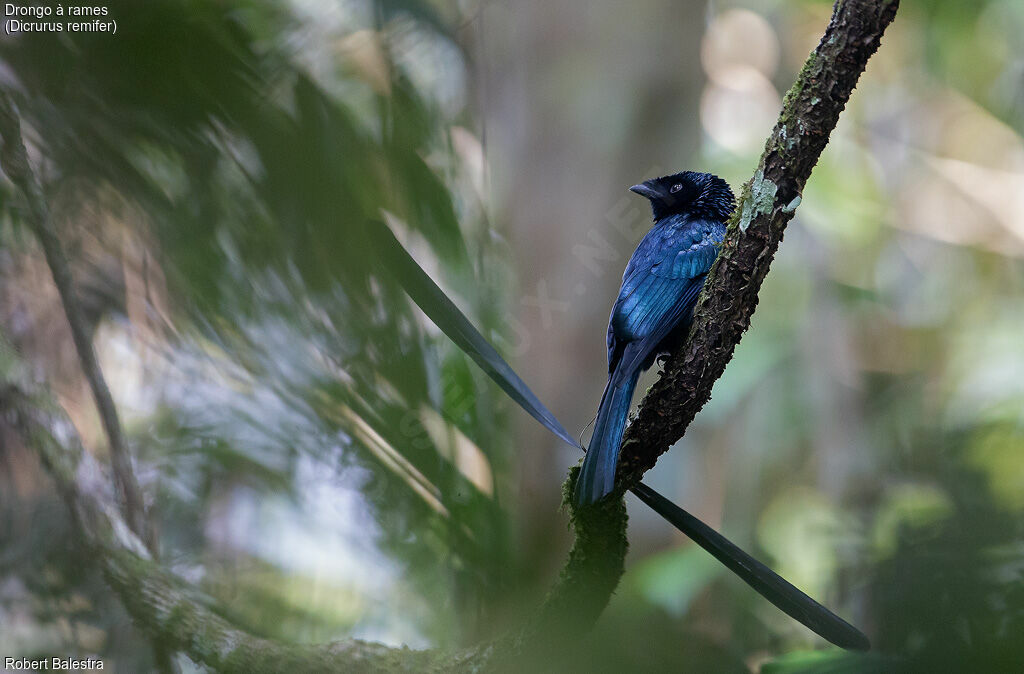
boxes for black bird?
[575,171,735,506]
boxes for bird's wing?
[607,220,720,384]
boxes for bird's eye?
[670,183,683,193]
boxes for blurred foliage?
[1,0,511,661]
[1,0,1023,672]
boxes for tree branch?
[0,90,155,553]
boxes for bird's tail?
[574,368,641,505]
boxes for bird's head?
[629,171,735,222]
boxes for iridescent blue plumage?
[575,171,735,506]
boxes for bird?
[574,171,735,506]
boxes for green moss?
[562,465,580,511]
[776,50,821,154]
[782,52,818,109]
[563,465,628,543]
[726,179,753,236]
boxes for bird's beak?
[629,182,661,201]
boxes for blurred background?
[1,0,1023,671]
